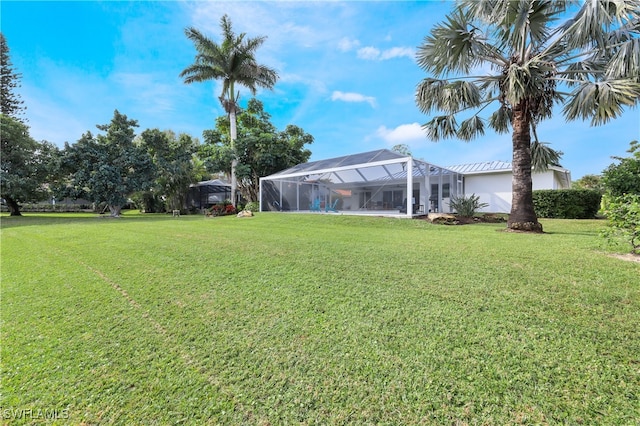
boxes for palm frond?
[563,79,640,125]
[422,115,458,141]
[457,115,486,141]
[416,79,483,115]
[488,106,512,133]
[531,139,563,171]
[606,38,640,80]
[561,0,640,51]
[416,9,483,76]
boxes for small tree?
[58,111,155,216]
[601,141,640,254]
[602,194,640,254]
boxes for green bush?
[601,194,640,254]
[533,189,601,219]
[449,194,489,217]
[244,201,259,212]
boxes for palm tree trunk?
[508,103,543,233]
[230,107,238,208]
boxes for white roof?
[447,161,512,174]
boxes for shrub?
[449,194,489,217]
[601,194,640,254]
[244,201,259,212]
[533,189,601,219]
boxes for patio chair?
[325,199,339,213]
[310,198,321,212]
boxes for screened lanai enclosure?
[187,179,231,210]
[259,149,463,217]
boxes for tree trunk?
[108,205,122,217]
[508,103,543,233]
[5,196,22,216]
[230,107,238,208]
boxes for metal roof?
[269,149,409,177]
[446,161,512,174]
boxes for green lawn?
[1,212,638,425]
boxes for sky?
[2,0,639,180]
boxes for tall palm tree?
[181,15,278,207]
[416,0,640,232]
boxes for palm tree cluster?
[181,14,278,207]
[416,0,640,232]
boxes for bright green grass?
[1,212,638,425]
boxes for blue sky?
[2,1,639,179]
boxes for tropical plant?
[416,0,640,232]
[180,15,278,207]
[449,193,489,217]
[201,98,312,202]
[601,193,640,254]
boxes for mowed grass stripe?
[1,223,240,423]
[1,213,639,424]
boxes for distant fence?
[1,203,95,213]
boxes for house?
[447,161,572,213]
[259,149,463,217]
[259,149,572,216]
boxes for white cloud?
[331,91,376,107]
[357,46,381,60]
[338,37,360,52]
[376,123,426,144]
[380,47,415,60]
[357,46,415,61]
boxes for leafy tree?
[202,98,313,202]
[602,140,640,197]
[58,110,155,217]
[137,129,206,212]
[572,174,604,193]
[0,33,26,121]
[391,144,412,156]
[416,0,640,232]
[1,115,59,216]
[180,14,278,207]
[602,193,640,254]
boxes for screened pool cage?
[259,149,463,217]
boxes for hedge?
[533,189,602,219]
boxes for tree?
[1,33,26,121]
[602,140,640,197]
[180,14,278,207]
[391,144,412,156]
[137,129,206,212]
[1,115,59,216]
[58,110,155,217]
[416,0,640,232]
[202,98,313,202]
[572,174,604,193]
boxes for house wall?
[463,170,570,213]
[532,170,555,190]
[463,172,512,213]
